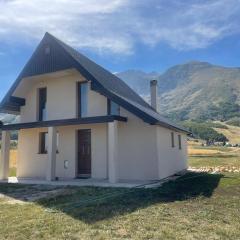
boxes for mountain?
[0,113,19,124]
[117,61,240,121]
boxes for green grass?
[1,145,240,239]
[0,172,240,240]
[9,167,16,177]
[189,155,240,168]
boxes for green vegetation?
[183,121,228,143]
[226,117,240,127]
[0,172,240,240]
[200,101,240,121]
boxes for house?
[0,33,189,184]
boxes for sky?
[1,0,240,99]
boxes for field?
[0,144,239,239]
[188,140,240,170]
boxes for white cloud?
[0,0,240,54]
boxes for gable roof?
[0,32,189,133]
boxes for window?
[107,99,120,115]
[178,134,182,150]
[77,82,88,117]
[39,132,48,154]
[38,88,47,121]
[171,132,175,148]
[39,132,59,154]
[56,132,59,153]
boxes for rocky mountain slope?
[117,61,240,121]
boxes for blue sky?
[1,0,240,99]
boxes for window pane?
[38,88,47,121]
[56,132,59,153]
[44,133,48,153]
[78,83,88,117]
[178,135,182,150]
[39,132,47,154]
[39,132,59,154]
[171,132,175,148]
[108,100,120,115]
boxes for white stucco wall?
[117,108,159,181]
[156,126,188,179]
[20,71,107,123]
[117,108,188,181]
[17,124,108,180]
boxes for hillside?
[117,61,240,121]
[214,122,240,145]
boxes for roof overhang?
[0,116,127,131]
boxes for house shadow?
[37,172,224,224]
[0,172,224,224]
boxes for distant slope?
[214,122,240,144]
[0,113,19,124]
[117,61,240,121]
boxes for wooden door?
[77,129,91,177]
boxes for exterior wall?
[156,126,188,179]
[17,124,108,180]
[117,108,188,181]
[20,71,107,123]
[117,108,159,181]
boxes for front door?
[77,129,91,178]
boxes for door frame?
[75,129,92,178]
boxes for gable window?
[39,132,59,154]
[38,88,47,121]
[171,132,175,148]
[77,82,88,117]
[108,99,120,115]
[178,134,182,150]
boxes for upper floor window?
[108,99,120,115]
[171,132,175,148]
[38,88,47,121]
[77,82,88,117]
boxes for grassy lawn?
[0,145,240,239]
[0,172,240,240]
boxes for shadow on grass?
[0,172,223,224]
[39,172,223,223]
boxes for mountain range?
[117,61,240,121]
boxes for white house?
[0,33,189,184]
